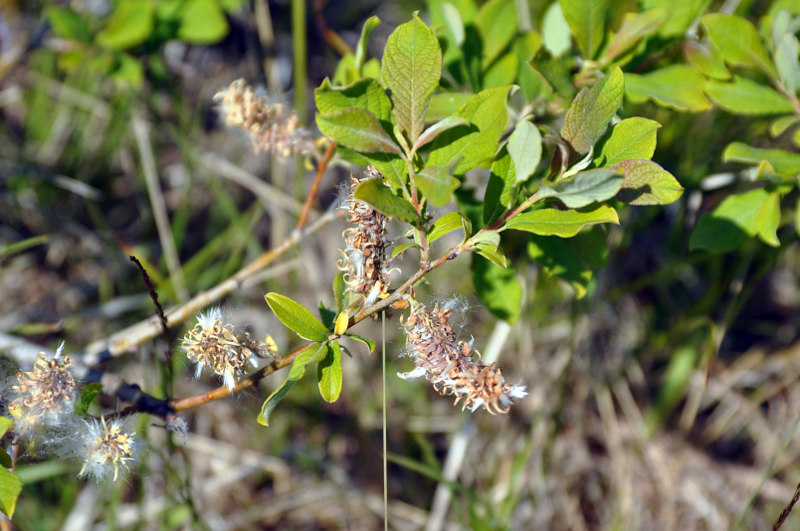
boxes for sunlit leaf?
[559,0,611,59]
[265,293,330,342]
[354,178,418,222]
[539,169,623,208]
[595,117,660,167]
[625,65,711,111]
[702,14,776,78]
[612,159,684,205]
[318,342,343,403]
[561,67,624,154]
[506,204,619,237]
[381,14,441,144]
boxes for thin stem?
[291,0,307,123]
[170,343,315,410]
[382,311,388,530]
[295,141,336,232]
[132,112,189,302]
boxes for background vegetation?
[1,0,800,529]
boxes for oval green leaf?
[428,212,467,243]
[354,178,418,222]
[690,187,782,252]
[96,0,154,50]
[705,77,795,115]
[265,293,330,342]
[507,120,542,184]
[612,159,684,205]
[723,143,800,177]
[561,67,624,154]
[381,14,442,144]
[416,164,459,206]
[288,342,329,381]
[506,204,619,237]
[702,14,776,78]
[538,168,623,208]
[596,117,660,167]
[428,85,512,174]
[559,0,611,59]
[257,377,295,427]
[177,0,229,44]
[316,108,401,154]
[625,65,711,112]
[318,341,343,403]
[471,255,521,323]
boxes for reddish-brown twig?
[295,141,336,232]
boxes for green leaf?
[484,147,516,224]
[559,0,610,59]
[288,342,329,380]
[595,117,660,167]
[561,67,624,154]
[315,78,392,120]
[111,53,144,85]
[602,9,668,63]
[338,148,408,192]
[74,383,103,417]
[381,14,442,144]
[428,212,467,243]
[723,143,800,177]
[317,342,343,403]
[96,0,154,50]
[333,271,347,313]
[507,120,542,184]
[345,333,376,354]
[392,242,420,258]
[0,417,13,439]
[530,50,575,99]
[625,65,711,112]
[417,165,459,206]
[471,255,521,323]
[355,16,381,73]
[542,3,572,58]
[612,160,684,205]
[354,178,418,222]
[265,293,330,342]
[528,235,591,298]
[316,108,401,154]
[426,93,472,122]
[429,86,512,174]
[482,51,519,88]
[684,41,730,80]
[0,235,48,260]
[471,230,507,267]
[690,187,782,252]
[177,0,229,44]
[46,7,91,43]
[705,77,795,115]
[771,115,800,137]
[475,244,508,268]
[642,0,710,37]
[0,467,21,517]
[539,169,623,208]
[701,14,776,78]
[476,0,518,68]
[413,115,470,152]
[256,377,295,426]
[0,449,10,469]
[506,204,619,237]
[516,31,545,100]
[775,33,800,95]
